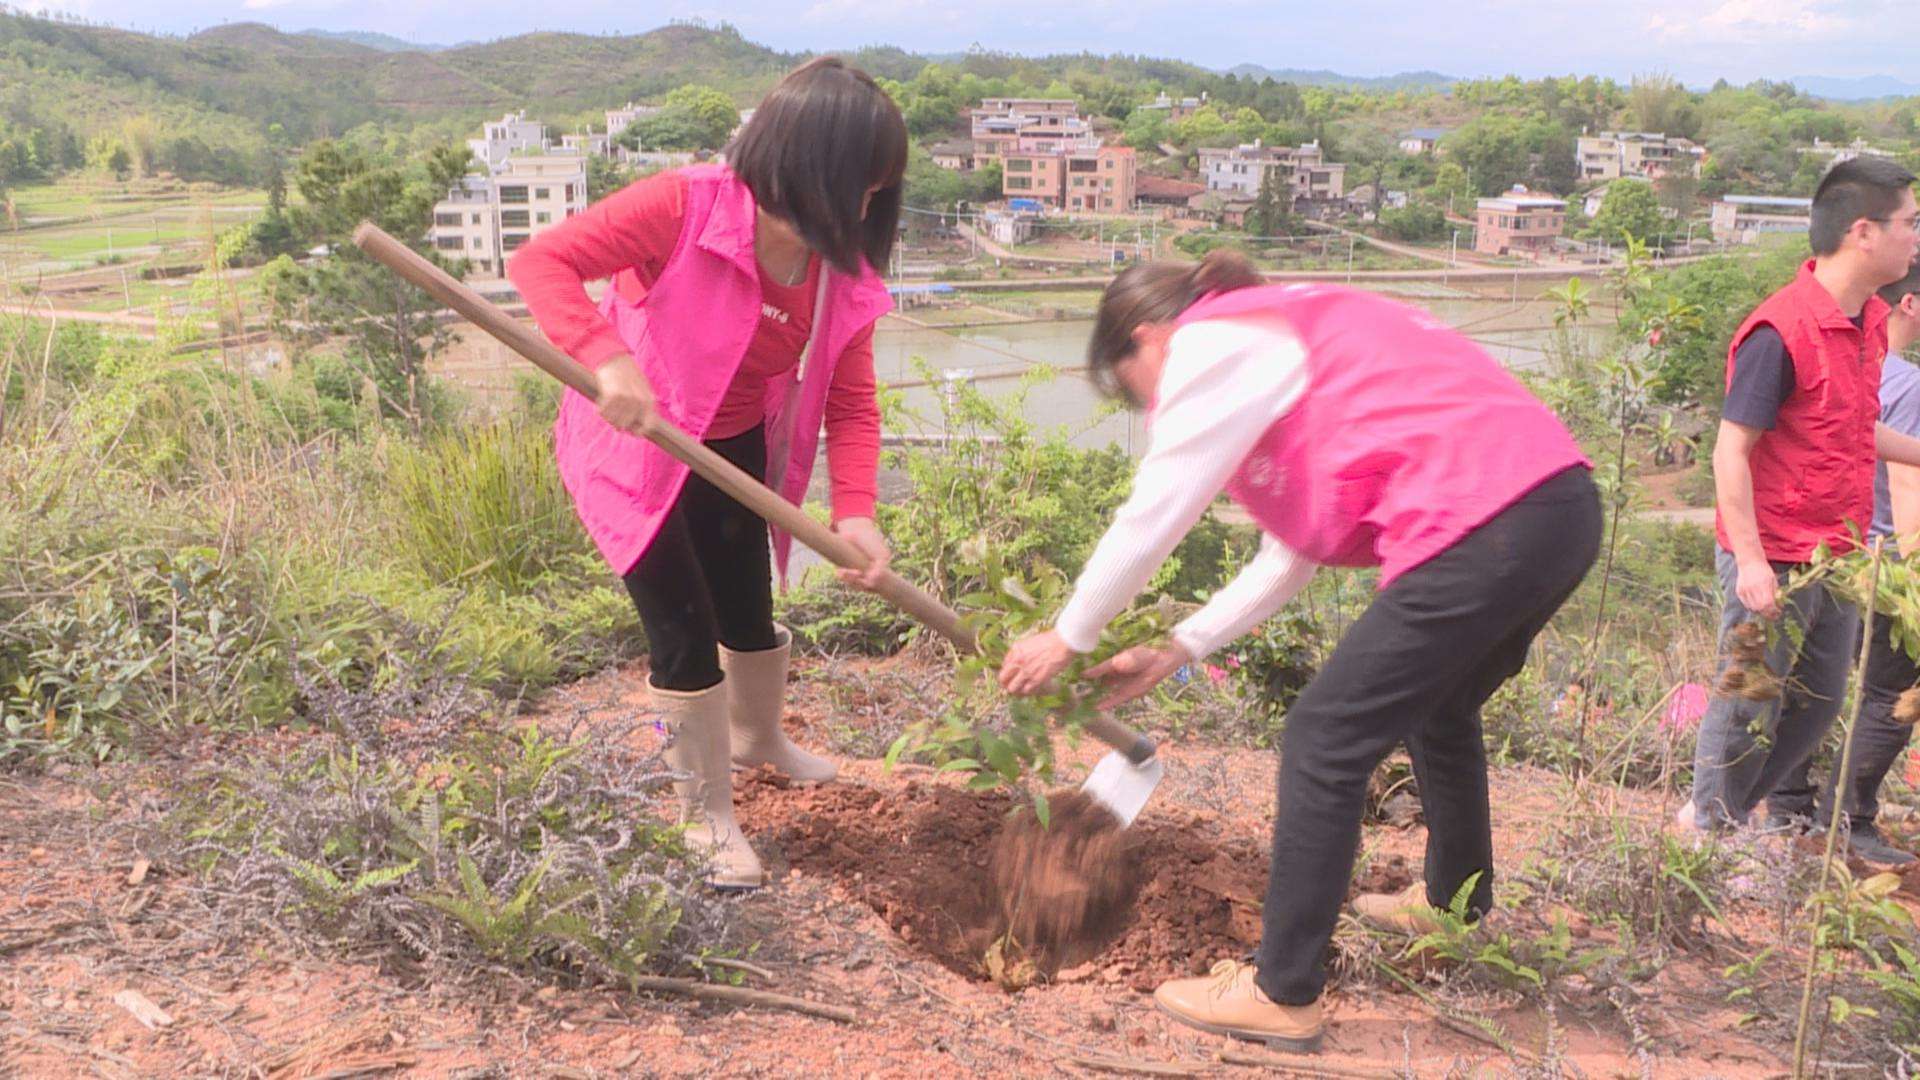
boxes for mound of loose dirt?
[737,774,1413,992]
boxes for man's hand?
[1735,557,1780,620]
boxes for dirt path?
[0,651,1830,1077]
[1304,219,1499,270]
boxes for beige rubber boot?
[654,680,765,891]
[720,625,838,784]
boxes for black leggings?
[622,425,779,692]
[1252,466,1602,1005]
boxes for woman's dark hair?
[727,57,908,275]
[1086,251,1266,404]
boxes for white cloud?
[1646,0,1868,44]
[798,0,1131,33]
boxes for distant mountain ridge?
[1222,64,1456,91]
[298,28,454,53]
[1787,74,1920,101]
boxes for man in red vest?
[1684,156,1920,833]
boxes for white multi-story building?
[1198,140,1347,203]
[431,137,588,277]
[1575,131,1704,181]
[430,177,498,272]
[468,111,550,174]
[971,98,1089,164]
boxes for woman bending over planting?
[998,252,1599,1052]
[509,58,904,891]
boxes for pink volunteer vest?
[1175,284,1591,587]
[549,165,894,578]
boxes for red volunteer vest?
[1715,260,1888,562]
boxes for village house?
[604,102,661,141]
[559,131,610,157]
[978,97,1137,211]
[1710,195,1812,244]
[1184,191,1257,228]
[1398,127,1449,155]
[1135,92,1207,123]
[1475,185,1566,257]
[1134,173,1206,213]
[594,102,699,170]
[926,139,979,171]
[1575,131,1704,181]
[1004,142,1137,212]
[1800,137,1896,164]
[982,208,1037,246]
[467,111,549,174]
[1344,183,1409,217]
[970,98,1087,165]
[1198,139,1348,205]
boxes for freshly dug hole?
[987,790,1136,977]
[735,774,1274,990]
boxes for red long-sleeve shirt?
[508,170,880,521]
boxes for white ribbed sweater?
[1055,320,1319,660]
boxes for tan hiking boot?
[1351,882,1444,935]
[1152,960,1324,1053]
[654,680,765,891]
[721,625,838,784]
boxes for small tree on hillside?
[621,85,739,152]
[1583,179,1664,247]
[259,141,464,428]
[1246,167,1293,239]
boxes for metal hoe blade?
[1080,751,1165,828]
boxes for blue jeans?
[1687,549,1859,829]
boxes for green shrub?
[166,723,738,986]
[0,317,636,767]
[382,419,591,593]
[881,365,1244,603]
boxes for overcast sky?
[20,0,1914,85]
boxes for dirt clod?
[1717,622,1781,703]
[987,790,1136,980]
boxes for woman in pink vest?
[509,58,904,890]
[999,252,1598,1051]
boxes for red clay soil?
[734,773,1415,993]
